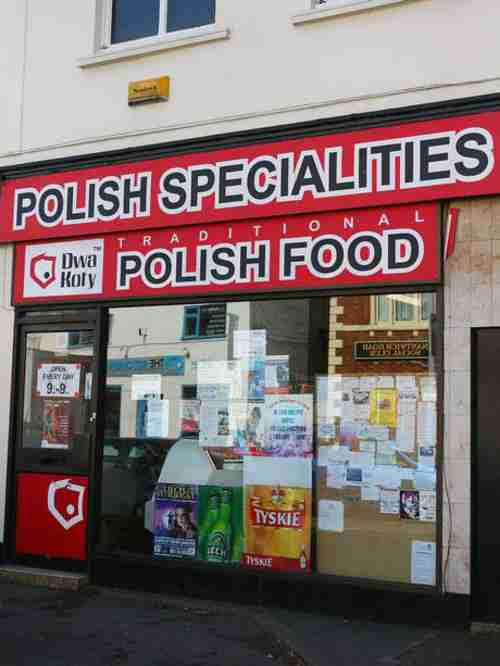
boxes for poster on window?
[369,388,398,427]
[180,400,200,435]
[153,484,198,558]
[231,401,265,455]
[243,457,312,572]
[41,399,72,449]
[199,400,233,448]
[37,363,81,398]
[233,330,267,359]
[263,395,313,457]
[265,356,290,395]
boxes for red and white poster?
[41,399,72,449]
[14,203,440,304]
[0,110,499,243]
[15,473,88,560]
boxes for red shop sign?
[13,203,440,305]
[0,110,499,243]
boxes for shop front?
[3,103,500,618]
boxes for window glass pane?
[111,0,160,44]
[99,293,437,587]
[22,331,94,450]
[375,295,390,322]
[166,0,216,32]
[394,295,417,322]
[421,293,435,321]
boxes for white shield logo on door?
[47,478,86,531]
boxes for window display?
[99,292,437,586]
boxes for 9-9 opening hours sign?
[36,363,82,398]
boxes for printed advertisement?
[197,486,243,564]
[265,356,290,395]
[153,484,198,558]
[37,363,81,398]
[41,400,72,449]
[243,458,312,572]
[231,401,265,455]
[369,389,398,427]
[264,395,313,457]
[180,400,200,435]
[199,400,232,448]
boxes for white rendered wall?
[0,246,15,542]
[1,0,500,166]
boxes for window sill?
[78,26,230,68]
[291,0,419,25]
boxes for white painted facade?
[1,0,499,595]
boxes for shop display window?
[98,292,438,586]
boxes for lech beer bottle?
[198,489,220,561]
[207,487,232,563]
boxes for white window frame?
[292,0,422,26]
[371,294,433,330]
[102,0,217,49]
[79,1,228,68]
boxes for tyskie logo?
[23,238,104,298]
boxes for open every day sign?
[36,363,82,398]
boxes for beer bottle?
[207,487,232,563]
[198,489,220,561]
[230,486,244,564]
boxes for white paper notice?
[411,541,436,585]
[374,467,401,489]
[419,491,437,522]
[327,462,347,488]
[417,403,437,446]
[361,485,380,501]
[360,376,377,390]
[233,329,266,359]
[377,376,395,388]
[131,374,161,401]
[146,399,169,437]
[396,413,416,452]
[318,446,330,467]
[199,400,232,448]
[396,375,417,391]
[37,363,82,398]
[380,489,400,514]
[420,376,437,402]
[318,500,344,532]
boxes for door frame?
[4,306,109,570]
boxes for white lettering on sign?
[23,238,104,298]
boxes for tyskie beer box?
[242,457,312,572]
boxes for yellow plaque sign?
[128,76,170,105]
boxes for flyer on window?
[369,388,398,427]
[41,399,72,449]
[265,356,290,395]
[263,395,313,457]
[37,363,81,398]
[153,484,198,559]
[242,457,312,572]
[180,400,200,435]
[199,400,232,448]
[231,401,265,455]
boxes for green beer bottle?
[198,490,220,561]
[230,486,243,565]
[207,487,232,563]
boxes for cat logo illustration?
[30,252,57,289]
[47,478,86,531]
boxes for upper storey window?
[110,0,216,45]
